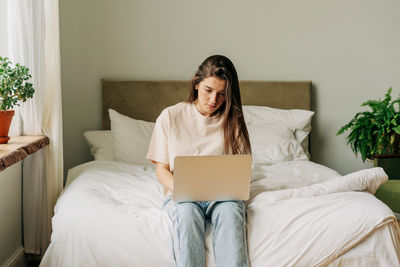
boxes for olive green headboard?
[102,80,312,130]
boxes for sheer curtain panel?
[7,0,63,255]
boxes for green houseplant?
[0,56,35,143]
[337,87,400,162]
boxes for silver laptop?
[173,155,252,202]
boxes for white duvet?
[40,160,400,267]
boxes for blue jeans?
[163,196,249,267]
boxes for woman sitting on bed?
[146,55,251,267]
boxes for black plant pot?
[374,154,400,180]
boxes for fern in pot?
[337,87,400,178]
[0,56,35,144]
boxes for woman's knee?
[176,202,205,227]
[212,201,246,223]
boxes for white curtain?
[7,0,63,255]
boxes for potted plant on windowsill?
[0,56,35,144]
[337,87,400,179]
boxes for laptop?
[173,154,252,202]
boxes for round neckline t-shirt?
[146,102,225,195]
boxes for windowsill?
[0,136,50,171]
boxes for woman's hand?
[155,162,174,193]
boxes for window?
[0,0,8,56]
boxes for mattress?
[40,160,400,267]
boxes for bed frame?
[101,80,312,129]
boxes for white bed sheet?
[40,160,400,267]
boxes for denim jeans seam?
[242,203,249,267]
[175,204,183,266]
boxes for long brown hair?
[186,55,251,155]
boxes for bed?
[40,80,400,266]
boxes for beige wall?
[60,0,400,177]
[0,163,22,265]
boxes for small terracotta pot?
[0,110,15,144]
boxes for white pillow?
[83,130,115,161]
[247,122,308,164]
[243,105,314,156]
[101,106,311,165]
[109,109,155,165]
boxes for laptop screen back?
[173,155,252,202]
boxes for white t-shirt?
[146,102,225,194]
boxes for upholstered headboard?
[101,80,312,130]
